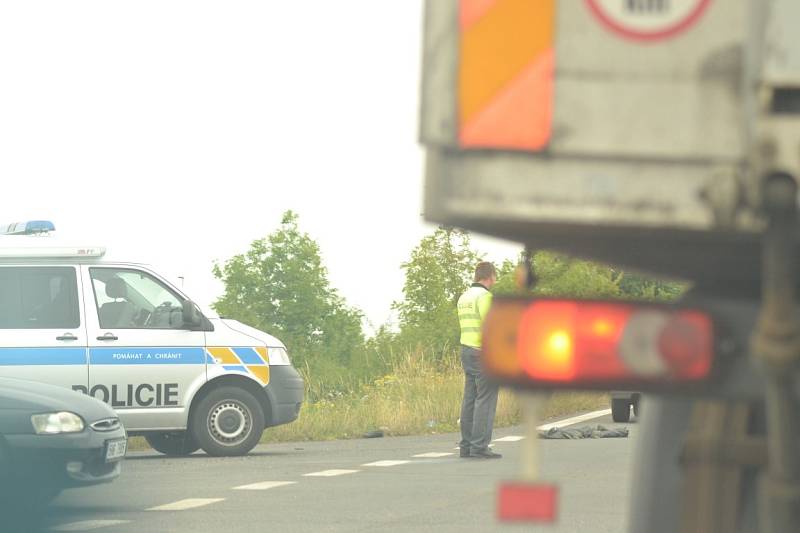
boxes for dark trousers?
[459,345,499,452]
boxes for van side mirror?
[182,301,211,331]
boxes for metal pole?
[751,172,800,533]
[520,394,543,481]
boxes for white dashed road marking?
[413,452,454,458]
[147,498,225,511]
[362,460,411,467]
[233,481,297,490]
[50,521,131,531]
[536,409,612,431]
[303,469,360,477]
[493,436,525,442]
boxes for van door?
[82,266,206,431]
[0,265,88,391]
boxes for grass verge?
[127,351,607,452]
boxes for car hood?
[0,377,116,422]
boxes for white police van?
[0,221,304,457]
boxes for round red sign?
[585,0,712,42]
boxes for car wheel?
[633,398,641,418]
[611,399,632,422]
[145,432,200,456]
[190,386,264,457]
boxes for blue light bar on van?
[0,221,56,235]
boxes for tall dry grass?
[128,348,607,451]
[262,348,606,443]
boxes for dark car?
[0,377,127,510]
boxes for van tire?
[190,386,264,457]
[611,399,631,423]
[145,432,200,456]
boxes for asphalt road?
[22,411,635,533]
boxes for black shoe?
[460,447,471,458]
[469,449,502,459]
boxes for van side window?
[90,268,187,330]
[0,267,80,329]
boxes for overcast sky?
[0,1,520,331]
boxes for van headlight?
[31,412,85,434]
[268,347,291,365]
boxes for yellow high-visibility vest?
[457,283,493,349]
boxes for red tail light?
[657,311,713,379]
[483,299,714,387]
[498,483,557,522]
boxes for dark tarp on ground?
[539,425,629,439]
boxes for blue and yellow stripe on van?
[0,347,208,365]
[206,347,270,385]
[90,348,206,364]
[0,347,86,365]
[0,346,271,386]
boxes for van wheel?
[611,399,631,423]
[145,432,200,456]
[190,386,264,457]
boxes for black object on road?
[539,425,629,439]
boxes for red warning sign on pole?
[586,0,712,42]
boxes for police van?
[0,221,304,457]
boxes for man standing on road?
[457,261,501,459]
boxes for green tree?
[614,270,686,301]
[493,258,522,295]
[493,251,623,298]
[532,252,621,298]
[393,227,483,357]
[212,210,364,369]
[494,251,687,301]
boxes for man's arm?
[477,290,493,323]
